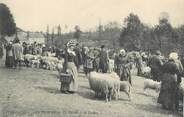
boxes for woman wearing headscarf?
[5,41,14,68]
[60,42,78,94]
[158,52,183,111]
[114,49,132,85]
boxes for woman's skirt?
[83,59,93,75]
[5,55,14,68]
[99,59,108,73]
[60,62,78,92]
[158,73,178,110]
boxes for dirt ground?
[0,58,182,117]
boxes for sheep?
[120,81,132,101]
[40,56,59,70]
[24,54,42,67]
[24,54,36,67]
[88,71,120,102]
[56,60,64,73]
[142,66,151,74]
[30,59,40,68]
[143,79,161,94]
[142,66,151,78]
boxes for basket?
[59,73,72,84]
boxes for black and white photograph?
[0,0,184,117]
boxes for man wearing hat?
[148,50,163,81]
[99,45,109,73]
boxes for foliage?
[49,12,184,55]
[119,13,144,51]
[0,3,16,37]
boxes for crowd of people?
[57,43,184,112]
[4,38,23,68]
[1,37,184,112]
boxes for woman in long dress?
[115,49,132,85]
[158,52,183,111]
[60,44,78,94]
[5,42,14,68]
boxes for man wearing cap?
[148,50,163,81]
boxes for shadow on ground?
[35,86,61,94]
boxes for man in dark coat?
[99,45,109,73]
[148,51,163,81]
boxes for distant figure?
[158,52,183,111]
[12,39,23,68]
[42,44,47,56]
[74,43,82,71]
[0,42,3,59]
[99,45,109,73]
[135,52,143,76]
[83,47,95,76]
[93,48,100,72]
[22,42,29,55]
[32,41,37,55]
[148,51,163,81]
[5,41,14,68]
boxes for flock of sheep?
[23,54,64,71]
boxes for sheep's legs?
[125,91,131,101]
[143,87,147,95]
[114,90,119,100]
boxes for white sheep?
[56,60,64,73]
[142,66,151,74]
[40,56,59,70]
[88,71,120,102]
[143,79,161,94]
[24,54,36,66]
[31,59,40,68]
[142,66,151,78]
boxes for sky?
[1,0,184,32]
